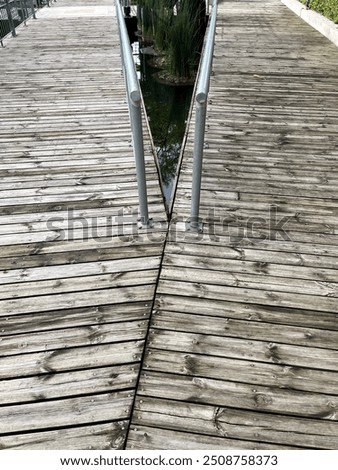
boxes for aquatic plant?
[138,0,206,79]
[168,0,201,78]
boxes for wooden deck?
[0,0,167,449]
[126,0,338,450]
[1,0,338,451]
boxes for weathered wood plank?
[152,310,338,350]
[161,265,338,298]
[0,391,132,435]
[0,205,162,227]
[155,295,338,331]
[133,398,338,449]
[144,347,338,394]
[0,213,167,236]
[166,240,338,268]
[0,422,127,450]
[172,206,338,234]
[126,425,295,450]
[157,279,338,313]
[0,285,155,317]
[168,221,338,247]
[1,319,148,357]
[0,365,137,405]
[0,302,150,336]
[0,222,167,246]
[137,371,338,419]
[0,341,144,379]
[0,243,164,271]
[0,270,157,301]
[0,257,161,285]
[148,328,338,371]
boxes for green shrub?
[299,0,338,23]
[167,0,200,78]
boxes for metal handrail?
[188,0,218,231]
[116,0,150,226]
[0,0,54,46]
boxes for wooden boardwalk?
[126,0,338,450]
[0,0,167,449]
[1,0,338,451]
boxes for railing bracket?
[138,217,154,229]
[186,218,203,233]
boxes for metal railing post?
[188,0,218,232]
[116,0,150,226]
[189,100,207,231]
[4,0,17,37]
[1,0,39,44]
[30,0,36,19]
[20,0,32,21]
[18,0,28,23]
[129,97,149,225]
[23,0,30,20]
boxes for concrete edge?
[280,0,338,47]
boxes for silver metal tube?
[129,100,149,225]
[188,0,218,231]
[116,0,150,225]
[196,0,217,105]
[23,0,30,21]
[190,100,207,230]
[116,1,140,103]
[18,0,27,23]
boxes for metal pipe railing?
[188,0,218,232]
[116,0,150,226]
[3,0,17,39]
[0,0,53,45]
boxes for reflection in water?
[139,49,193,205]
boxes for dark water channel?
[125,11,194,206]
[139,52,193,205]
